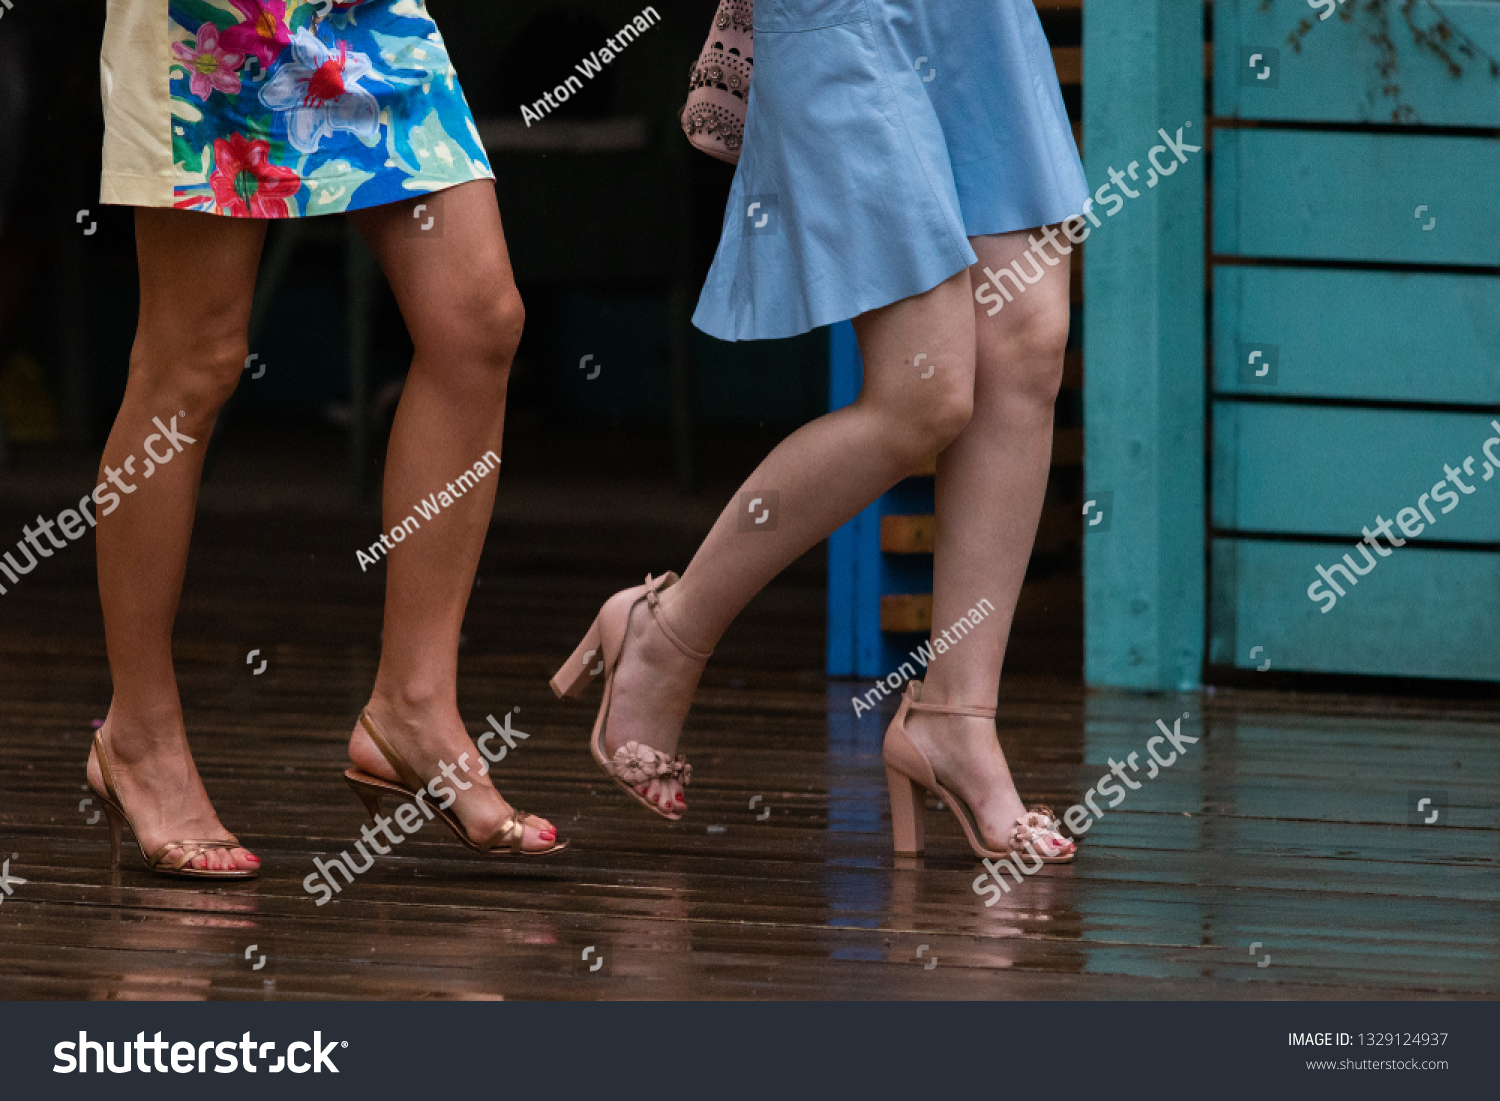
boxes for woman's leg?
[905,228,1073,843]
[87,208,268,872]
[342,182,555,851]
[606,270,980,812]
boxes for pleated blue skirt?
[693,0,1089,342]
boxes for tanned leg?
[342,182,555,850]
[87,207,268,872]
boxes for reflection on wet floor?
[0,490,1494,999]
[3,665,1496,999]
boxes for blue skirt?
[693,0,1089,342]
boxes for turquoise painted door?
[1210,0,1500,681]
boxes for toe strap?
[1010,806,1075,857]
[147,839,244,871]
[480,813,530,854]
[608,740,691,788]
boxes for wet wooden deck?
[0,425,1496,1000]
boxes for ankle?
[914,676,997,712]
[654,584,717,658]
[367,682,457,727]
[100,705,187,755]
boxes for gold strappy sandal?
[883,681,1076,862]
[87,729,258,879]
[343,709,567,857]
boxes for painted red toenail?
[246,855,261,863]
[675,793,686,804]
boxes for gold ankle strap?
[93,730,122,803]
[359,710,426,793]
[643,573,712,662]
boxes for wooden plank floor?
[1,424,1496,1000]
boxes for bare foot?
[87,712,259,873]
[347,697,558,852]
[902,710,1066,854]
[597,587,706,815]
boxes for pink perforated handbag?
[680,0,753,164]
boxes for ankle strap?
[908,700,996,719]
[906,680,995,719]
[359,710,425,793]
[93,730,121,802]
[644,573,713,662]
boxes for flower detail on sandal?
[1009,805,1075,860]
[553,571,710,821]
[610,741,693,789]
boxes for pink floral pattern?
[203,133,302,218]
[166,0,492,219]
[220,0,292,70]
[171,22,245,102]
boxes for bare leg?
[906,229,1073,844]
[605,270,980,812]
[343,182,555,851]
[86,208,267,872]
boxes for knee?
[879,373,974,461]
[470,286,525,369]
[128,325,248,422]
[981,298,1072,411]
[414,283,525,398]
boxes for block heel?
[885,765,926,856]
[882,681,1077,863]
[549,617,604,699]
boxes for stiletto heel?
[85,729,258,879]
[344,773,383,820]
[885,765,925,856]
[551,572,711,821]
[882,681,1076,863]
[549,617,604,699]
[342,710,567,857]
[101,800,125,871]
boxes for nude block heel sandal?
[882,681,1076,862]
[551,572,709,821]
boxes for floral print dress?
[100,0,495,218]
